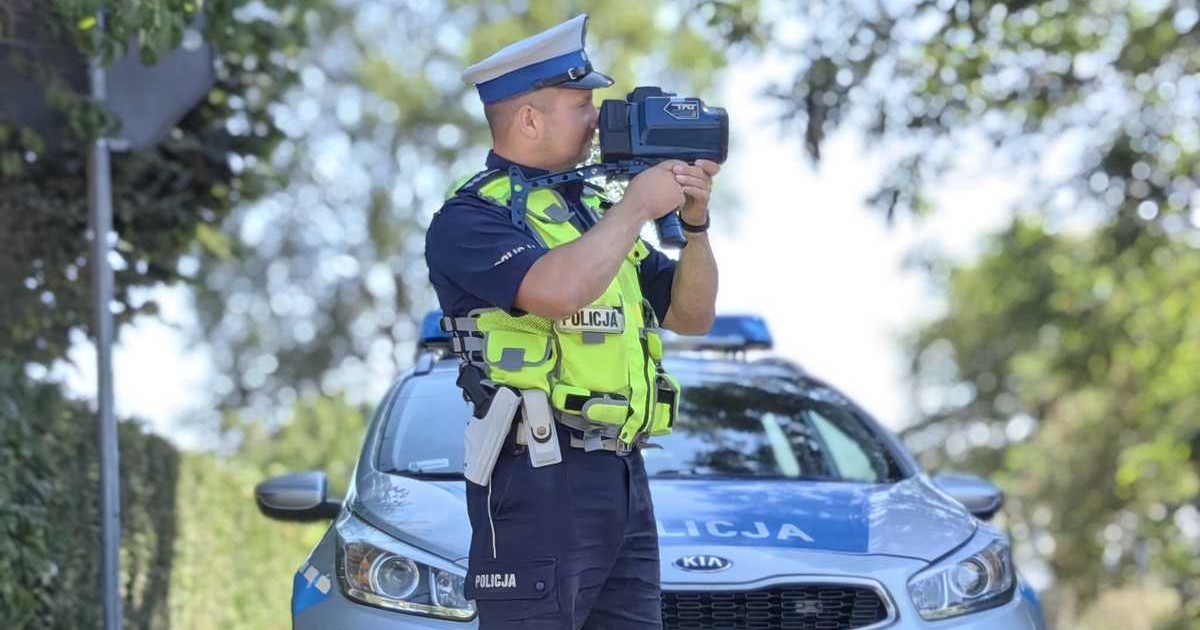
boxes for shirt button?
[535,580,546,591]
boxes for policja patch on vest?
[556,306,624,334]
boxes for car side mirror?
[933,473,1005,521]
[255,471,342,522]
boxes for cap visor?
[561,70,614,90]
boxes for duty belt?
[443,315,649,454]
[515,410,647,454]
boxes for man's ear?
[517,102,543,140]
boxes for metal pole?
[88,8,122,630]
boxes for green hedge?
[1,367,178,629]
[2,367,348,630]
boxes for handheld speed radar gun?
[507,86,728,248]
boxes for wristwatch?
[680,213,710,233]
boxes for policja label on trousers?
[556,306,624,334]
[465,558,557,600]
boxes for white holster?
[463,386,521,486]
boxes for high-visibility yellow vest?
[440,171,679,444]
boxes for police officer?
[425,14,719,630]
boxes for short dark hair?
[483,90,553,138]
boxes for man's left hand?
[672,160,721,227]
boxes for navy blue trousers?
[464,427,662,629]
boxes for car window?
[808,411,878,482]
[378,368,903,483]
[378,372,471,475]
[643,375,902,482]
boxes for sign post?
[87,11,121,630]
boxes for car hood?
[351,470,476,564]
[649,475,976,561]
[353,472,974,564]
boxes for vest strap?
[441,316,479,333]
[451,336,485,354]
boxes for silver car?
[258,316,1048,630]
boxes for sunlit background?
[3,0,1198,629]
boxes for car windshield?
[378,367,903,483]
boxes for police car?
[256,314,1048,629]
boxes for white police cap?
[463,14,614,105]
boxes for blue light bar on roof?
[420,309,450,346]
[709,314,772,348]
[662,314,773,352]
[709,314,773,349]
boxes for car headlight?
[907,532,1016,621]
[335,513,475,620]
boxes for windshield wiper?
[401,471,464,480]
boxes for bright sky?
[57,53,1025,441]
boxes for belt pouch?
[521,389,562,468]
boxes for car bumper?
[296,589,474,629]
[295,539,1045,630]
[295,584,1045,630]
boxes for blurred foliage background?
[1,0,1197,629]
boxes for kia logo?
[673,555,732,572]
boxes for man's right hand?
[619,160,686,221]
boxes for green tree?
[904,219,1200,627]
[724,0,1197,626]
[1,0,335,367]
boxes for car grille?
[662,584,891,630]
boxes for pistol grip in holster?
[457,364,494,419]
[463,386,520,486]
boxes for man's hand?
[619,160,686,222]
[672,159,721,226]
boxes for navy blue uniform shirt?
[426,151,677,320]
